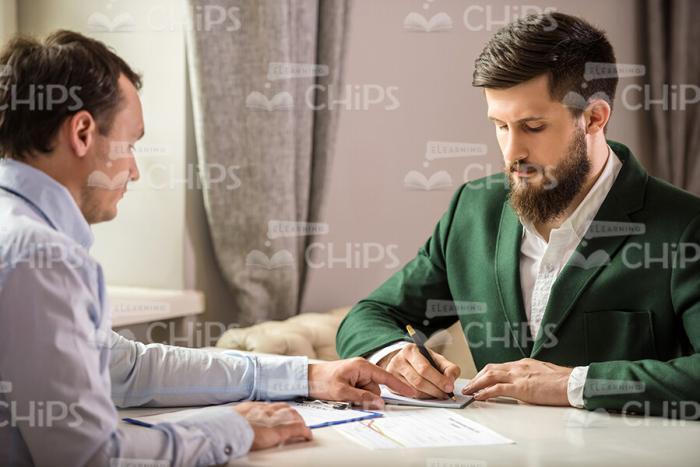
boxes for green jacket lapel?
[495,200,532,356]
[530,141,648,357]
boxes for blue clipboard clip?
[122,417,154,428]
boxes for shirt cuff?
[367,341,410,365]
[159,406,254,465]
[567,365,589,408]
[253,354,309,400]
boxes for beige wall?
[16,0,190,290]
[0,0,16,44]
[4,0,649,327]
[300,0,648,314]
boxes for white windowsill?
[108,286,205,327]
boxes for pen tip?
[451,396,457,401]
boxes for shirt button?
[224,445,233,456]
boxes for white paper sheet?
[334,409,514,449]
[380,379,474,408]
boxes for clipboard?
[123,400,382,430]
[290,399,382,428]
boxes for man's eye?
[525,125,545,132]
[497,124,508,131]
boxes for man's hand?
[234,402,312,451]
[378,344,461,399]
[462,358,572,406]
[308,357,417,409]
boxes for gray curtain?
[643,0,700,194]
[186,0,349,325]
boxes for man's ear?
[584,99,611,135]
[68,110,97,158]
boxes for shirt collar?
[0,158,94,249]
[520,145,623,243]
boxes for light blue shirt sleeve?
[109,334,309,407]
[0,252,308,467]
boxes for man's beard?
[507,129,590,225]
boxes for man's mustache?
[507,161,542,174]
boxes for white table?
[119,382,700,467]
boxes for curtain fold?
[186,0,349,325]
[643,0,700,194]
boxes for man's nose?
[129,157,140,182]
[502,134,528,167]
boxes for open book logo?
[87,170,130,190]
[246,249,295,269]
[404,170,452,191]
[569,250,610,269]
[87,12,136,33]
[245,91,294,111]
[403,12,453,32]
[562,90,612,111]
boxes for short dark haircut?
[0,30,142,159]
[472,12,617,118]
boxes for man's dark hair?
[0,30,142,159]
[472,12,617,118]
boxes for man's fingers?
[407,348,455,394]
[258,407,304,428]
[391,374,435,399]
[267,402,293,410]
[429,350,461,384]
[399,361,449,399]
[340,385,385,409]
[361,361,417,397]
[462,369,511,395]
[278,421,313,444]
[361,381,381,396]
[473,383,517,401]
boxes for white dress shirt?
[370,146,622,408]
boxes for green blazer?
[336,141,700,416]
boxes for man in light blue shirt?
[0,31,414,467]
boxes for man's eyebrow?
[487,116,546,123]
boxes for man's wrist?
[367,341,410,367]
[376,349,401,369]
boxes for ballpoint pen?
[406,324,457,401]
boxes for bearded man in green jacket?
[336,12,700,418]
